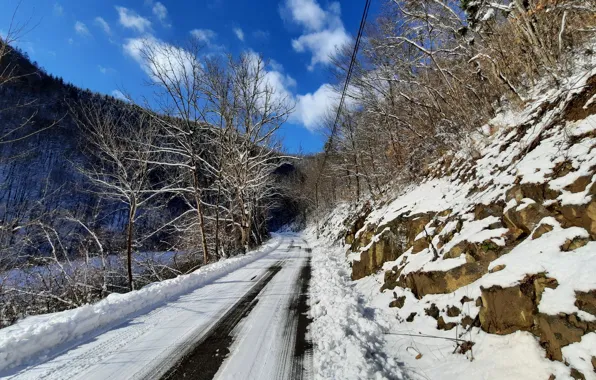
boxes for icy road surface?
[1,235,312,380]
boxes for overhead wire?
[314,0,372,210]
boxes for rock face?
[479,276,544,335]
[397,262,489,299]
[575,290,596,316]
[478,275,596,362]
[350,212,433,280]
[351,229,401,280]
[536,313,595,361]
[344,202,372,246]
[339,73,596,375]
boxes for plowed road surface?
[2,236,312,380]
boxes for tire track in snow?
[158,260,285,380]
[289,245,313,380]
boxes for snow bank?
[0,236,282,371]
[305,218,403,380]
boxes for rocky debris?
[443,241,469,259]
[560,236,589,252]
[389,296,406,309]
[474,202,505,220]
[437,316,456,331]
[381,264,406,292]
[379,212,433,250]
[506,183,560,204]
[503,201,550,240]
[477,274,596,362]
[561,73,596,122]
[460,296,474,304]
[479,274,558,335]
[456,340,475,355]
[550,160,575,180]
[575,290,596,316]
[349,212,435,279]
[447,306,461,317]
[406,312,417,322]
[479,281,538,335]
[564,175,593,194]
[489,264,506,273]
[444,240,503,263]
[411,237,429,254]
[532,223,554,239]
[557,201,596,239]
[535,313,595,361]
[461,315,477,329]
[424,303,440,319]
[570,367,586,380]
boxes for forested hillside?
[0,37,301,326]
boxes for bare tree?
[136,40,217,263]
[221,52,294,251]
[70,100,160,291]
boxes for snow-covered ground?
[215,236,311,379]
[304,210,405,380]
[0,235,302,379]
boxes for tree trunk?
[214,182,221,259]
[192,169,210,264]
[126,202,136,292]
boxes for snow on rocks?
[0,236,283,371]
[319,63,596,379]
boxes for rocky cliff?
[329,62,596,379]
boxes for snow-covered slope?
[312,62,596,379]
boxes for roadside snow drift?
[0,237,282,371]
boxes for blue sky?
[0,0,370,153]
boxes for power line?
[314,0,372,200]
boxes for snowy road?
[1,235,312,380]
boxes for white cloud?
[253,30,270,40]
[281,0,350,70]
[293,84,338,130]
[94,17,111,35]
[123,36,198,89]
[74,21,90,37]
[116,6,152,33]
[68,38,74,45]
[233,27,244,41]
[241,50,296,112]
[292,27,349,70]
[281,0,326,31]
[53,3,63,16]
[152,2,167,21]
[112,90,128,101]
[190,29,216,44]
